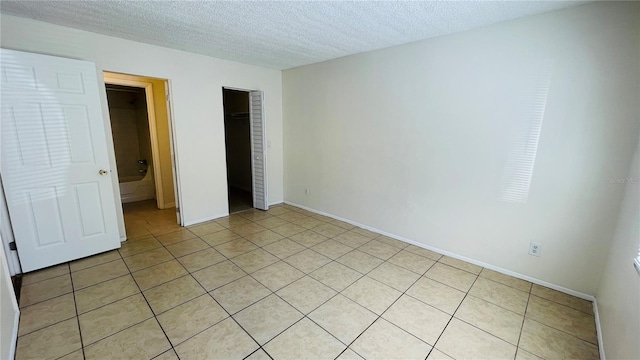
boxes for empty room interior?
[0,1,638,360]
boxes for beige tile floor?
[15,202,600,360]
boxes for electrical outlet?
[305,188,310,195]
[528,242,541,257]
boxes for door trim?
[103,75,167,209]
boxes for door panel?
[249,90,268,211]
[1,48,120,272]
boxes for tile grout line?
[427,272,482,359]
[336,256,439,359]
[513,287,533,359]
[117,238,183,358]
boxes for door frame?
[104,73,183,224]
[222,86,268,211]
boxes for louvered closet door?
[249,90,268,210]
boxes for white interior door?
[0,237,19,360]
[249,90,268,210]
[0,49,120,272]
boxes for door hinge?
[8,241,17,251]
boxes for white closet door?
[1,49,120,272]
[249,90,268,210]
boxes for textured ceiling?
[0,1,590,70]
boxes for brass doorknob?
[99,169,109,176]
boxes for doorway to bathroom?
[222,87,269,213]
[104,72,181,234]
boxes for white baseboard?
[284,201,596,302]
[183,213,229,227]
[593,299,606,360]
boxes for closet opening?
[223,88,253,213]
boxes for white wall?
[283,1,639,295]
[0,14,284,232]
[596,136,639,360]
